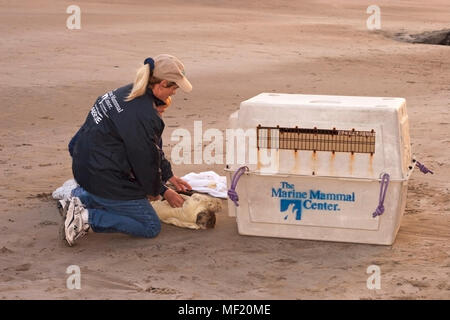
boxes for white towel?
[181,171,227,198]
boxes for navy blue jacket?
[70,83,173,200]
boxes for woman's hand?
[163,188,185,208]
[168,175,192,193]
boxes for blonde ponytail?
[125,64,150,101]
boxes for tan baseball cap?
[153,54,192,93]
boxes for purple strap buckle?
[373,173,390,218]
[415,161,434,174]
[227,166,249,207]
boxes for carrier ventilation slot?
[257,126,375,154]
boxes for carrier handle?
[372,173,390,218]
[227,166,249,207]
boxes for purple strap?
[227,166,249,207]
[373,173,390,218]
[415,161,434,174]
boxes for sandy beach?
[0,0,449,299]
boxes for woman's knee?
[143,219,161,238]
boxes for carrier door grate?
[257,126,375,154]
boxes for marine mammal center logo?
[272,181,356,220]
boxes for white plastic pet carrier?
[225,93,430,245]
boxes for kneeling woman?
[63,54,192,246]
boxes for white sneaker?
[64,197,89,247]
[58,199,70,242]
